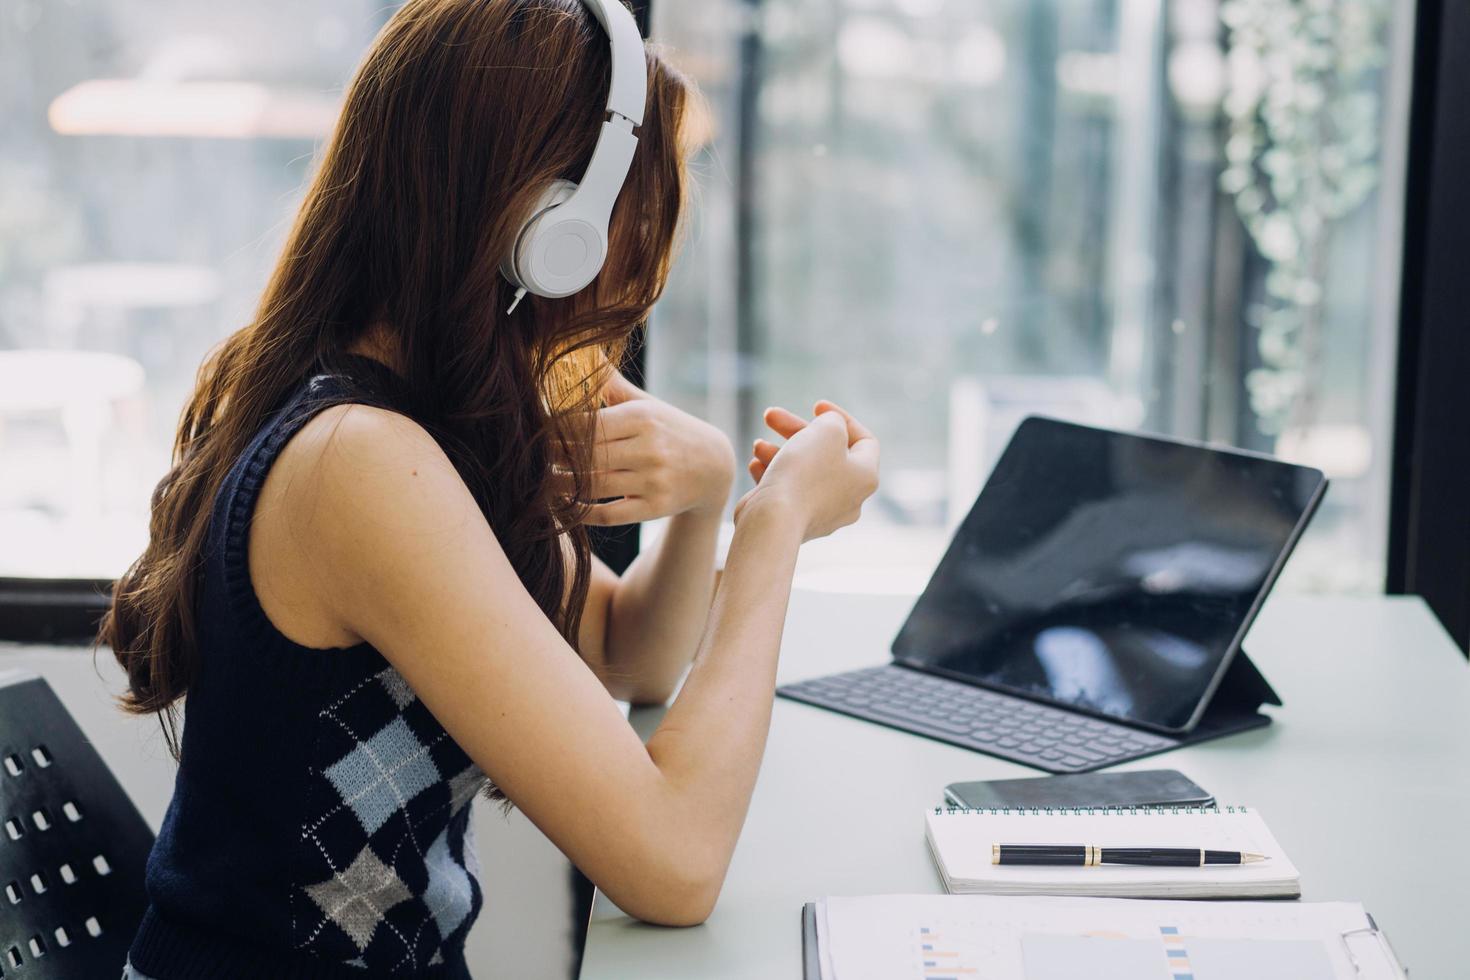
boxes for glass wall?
[651,0,1413,593]
[0,0,1413,594]
[0,1,392,577]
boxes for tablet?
[890,417,1326,733]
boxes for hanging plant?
[1218,0,1389,435]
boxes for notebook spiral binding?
[931,804,1248,816]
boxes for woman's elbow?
[626,879,721,928]
[597,664,682,705]
[614,853,727,927]
[614,665,685,706]
[626,678,680,707]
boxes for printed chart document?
[810,894,1406,980]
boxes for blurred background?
[0,0,1415,596]
[5,2,1469,977]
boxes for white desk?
[580,592,1470,979]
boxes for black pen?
[992,844,1266,867]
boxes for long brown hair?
[102,0,691,751]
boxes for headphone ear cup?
[505,180,610,299]
[501,180,579,291]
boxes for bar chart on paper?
[815,895,1401,980]
[915,924,981,979]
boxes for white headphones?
[501,0,647,313]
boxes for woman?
[103,0,879,977]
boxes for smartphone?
[943,769,1213,810]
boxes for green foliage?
[1219,0,1389,433]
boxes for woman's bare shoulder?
[252,402,483,647]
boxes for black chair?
[0,671,154,978]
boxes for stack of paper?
[805,894,1407,980]
[924,806,1300,899]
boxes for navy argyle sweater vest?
[130,371,489,979]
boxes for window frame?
[1387,0,1470,654]
[0,578,113,645]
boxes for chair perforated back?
[0,671,154,978]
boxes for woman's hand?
[581,372,736,526]
[734,401,880,541]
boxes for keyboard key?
[1067,745,1110,762]
[869,703,970,733]
[1060,755,1090,767]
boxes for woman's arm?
[579,508,723,704]
[574,372,735,703]
[259,403,876,927]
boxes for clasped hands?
[574,372,879,536]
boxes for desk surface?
[580,592,1470,979]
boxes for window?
[0,1,395,579]
[0,0,1415,596]
[651,0,1414,593]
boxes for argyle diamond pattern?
[304,849,414,952]
[325,716,442,836]
[294,665,488,973]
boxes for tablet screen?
[891,417,1325,732]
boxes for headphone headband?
[578,0,646,127]
[501,0,647,310]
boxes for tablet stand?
[1177,649,1283,745]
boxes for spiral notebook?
[925,805,1300,899]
